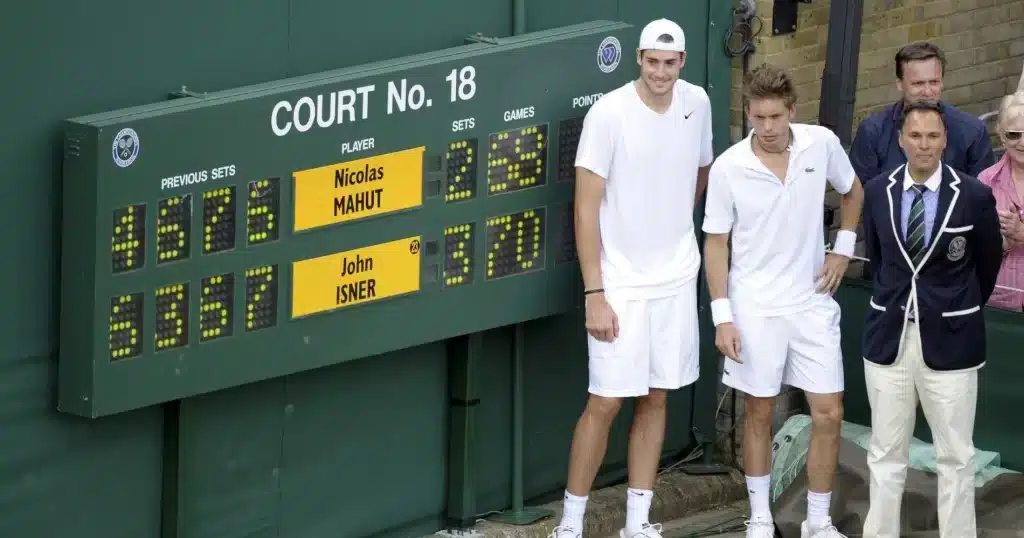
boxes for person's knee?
[744,394,775,435]
[810,395,844,433]
[636,389,668,413]
[584,394,623,422]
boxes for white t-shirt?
[574,79,713,299]
[701,123,856,316]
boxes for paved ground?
[428,469,748,538]
[599,501,749,538]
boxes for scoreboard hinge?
[168,85,208,100]
[464,33,501,45]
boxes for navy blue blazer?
[861,164,1003,371]
[850,101,996,185]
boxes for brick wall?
[714,0,1024,466]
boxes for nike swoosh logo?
[684,111,693,119]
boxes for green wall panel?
[523,0,618,31]
[278,345,448,538]
[288,0,513,75]
[174,381,287,538]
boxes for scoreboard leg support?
[446,332,482,529]
[488,323,553,526]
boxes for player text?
[342,137,375,154]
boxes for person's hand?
[998,209,1024,243]
[816,252,850,294]
[715,323,742,363]
[585,294,618,342]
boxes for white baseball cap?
[638,19,686,53]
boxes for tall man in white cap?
[549,18,714,538]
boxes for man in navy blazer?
[850,42,995,185]
[860,100,1002,538]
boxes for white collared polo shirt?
[701,123,857,316]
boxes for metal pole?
[488,3,552,525]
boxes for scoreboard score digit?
[57,21,640,417]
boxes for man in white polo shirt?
[702,64,864,538]
[548,18,713,538]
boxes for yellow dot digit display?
[246,178,280,245]
[442,223,475,288]
[444,139,477,203]
[202,186,236,254]
[557,117,584,183]
[486,124,548,195]
[110,203,146,274]
[155,283,189,351]
[156,194,191,264]
[200,273,234,342]
[244,265,278,332]
[484,207,546,280]
[108,292,143,360]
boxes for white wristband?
[710,298,733,326]
[832,229,857,258]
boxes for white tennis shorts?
[721,295,844,398]
[587,280,700,398]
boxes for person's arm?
[819,131,864,290]
[965,123,997,176]
[702,160,740,360]
[972,185,1003,304]
[572,105,614,292]
[575,167,605,291]
[696,94,714,200]
[700,160,735,321]
[849,117,881,185]
[704,233,730,303]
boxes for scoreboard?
[57,21,640,418]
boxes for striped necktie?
[907,185,926,265]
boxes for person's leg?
[618,282,700,537]
[555,294,649,537]
[802,391,843,531]
[721,307,789,526]
[742,394,777,522]
[782,297,847,535]
[559,393,624,534]
[915,324,979,538]
[860,357,918,537]
[624,389,667,536]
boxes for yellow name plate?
[292,146,425,232]
[291,236,422,318]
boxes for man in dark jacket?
[850,42,995,184]
[860,101,1002,538]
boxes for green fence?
[0,2,733,537]
[834,278,1024,472]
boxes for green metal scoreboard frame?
[57,21,641,418]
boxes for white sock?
[560,490,588,532]
[625,488,653,535]
[806,490,832,529]
[746,475,772,522]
